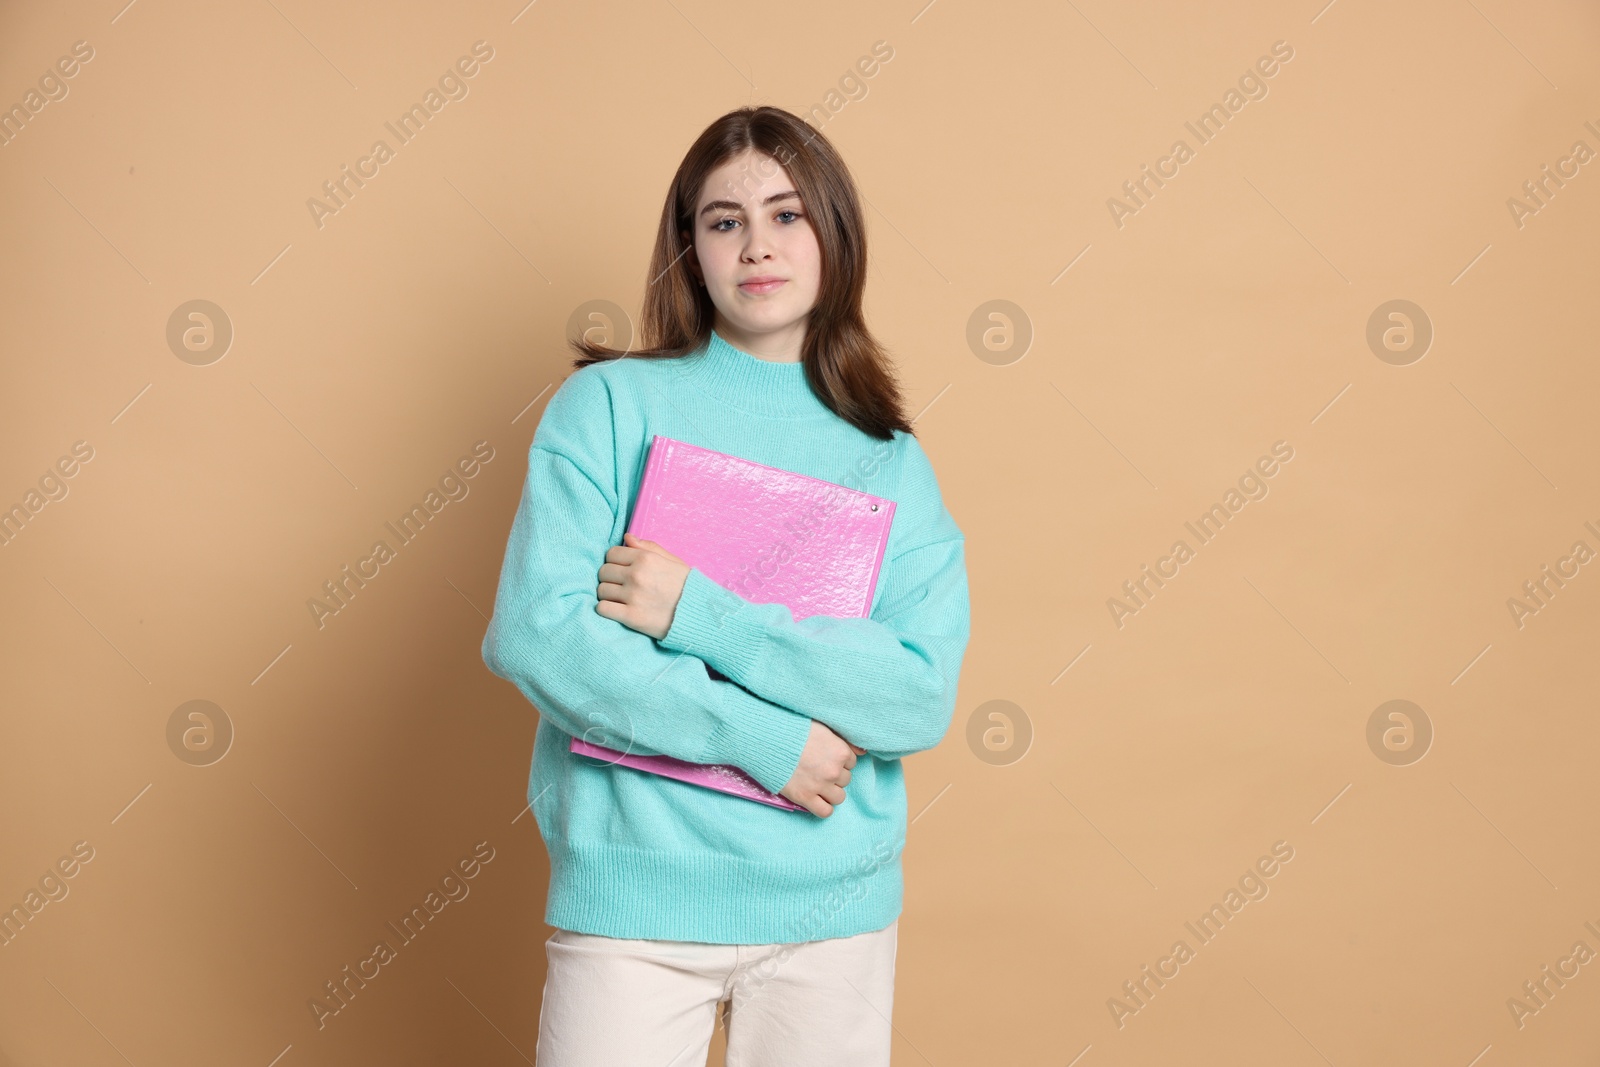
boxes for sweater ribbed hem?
[544,839,904,944]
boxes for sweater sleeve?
[479,367,814,796]
[657,433,971,761]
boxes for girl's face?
[683,149,821,357]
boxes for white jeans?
[535,919,898,1066]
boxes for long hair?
[569,106,913,440]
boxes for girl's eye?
[711,210,804,232]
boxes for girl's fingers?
[625,533,687,567]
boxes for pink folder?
[570,434,897,812]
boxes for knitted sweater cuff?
[660,566,768,680]
[698,684,811,796]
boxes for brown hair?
[568,106,913,440]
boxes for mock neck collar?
[673,329,833,419]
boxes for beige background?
[2,0,1598,1063]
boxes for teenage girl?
[482,104,972,1067]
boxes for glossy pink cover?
[569,738,806,811]
[571,434,897,813]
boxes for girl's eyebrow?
[698,190,801,218]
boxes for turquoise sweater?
[480,328,971,944]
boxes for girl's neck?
[710,316,805,364]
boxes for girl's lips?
[738,279,786,294]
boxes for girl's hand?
[781,720,861,817]
[595,533,692,640]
